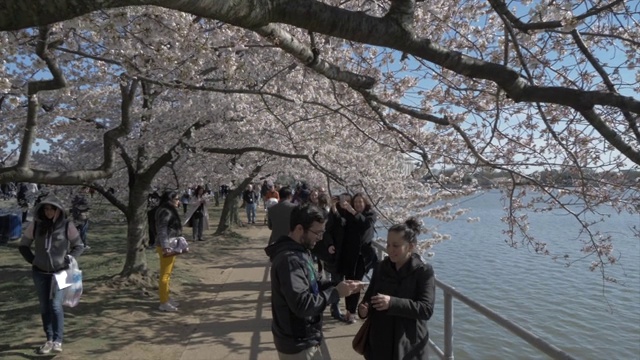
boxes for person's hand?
[371,293,391,311]
[341,201,356,214]
[335,280,360,297]
[358,302,369,318]
[162,248,174,257]
[328,245,336,254]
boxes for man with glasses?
[265,204,365,360]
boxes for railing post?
[444,292,454,360]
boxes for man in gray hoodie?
[265,204,363,359]
[18,194,84,354]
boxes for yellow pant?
[156,247,176,304]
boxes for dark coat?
[264,236,340,354]
[361,254,436,360]
[338,209,376,277]
[267,200,296,244]
[312,208,345,274]
[155,202,183,249]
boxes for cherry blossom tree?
[1,1,638,279]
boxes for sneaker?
[52,342,63,353]
[158,302,178,312]
[38,341,53,354]
[168,298,180,307]
[83,245,91,250]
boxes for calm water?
[381,190,640,359]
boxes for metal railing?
[368,241,576,360]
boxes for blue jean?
[33,270,65,343]
[76,220,89,246]
[245,203,256,223]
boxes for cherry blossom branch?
[252,24,376,89]
[1,1,637,115]
[570,29,640,142]
[134,75,295,102]
[487,0,625,32]
[358,90,449,125]
[200,146,345,184]
[16,26,67,169]
[0,27,109,184]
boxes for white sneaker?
[158,302,178,312]
[168,298,180,307]
[38,341,53,354]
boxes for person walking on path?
[155,191,183,312]
[265,204,365,360]
[242,184,259,224]
[179,190,190,214]
[184,185,209,242]
[267,186,296,245]
[357,217,436,360]
[18,194,85,354]
[70,189,91,249]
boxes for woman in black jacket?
[339,192,377,323]
[357,218,436,360]
[155,190,183,312]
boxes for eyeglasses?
[307,228,325,239]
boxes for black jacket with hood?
[155,200,183,249]
[360,253,436,360]
[265,236,340,354]
[18,194,84,273]
[339,208,377,277]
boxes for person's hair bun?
[404,217,422,235]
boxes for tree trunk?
[216,189,241,234]
[215,170,261,234]
[120,207,149,277]
[119,182,152,277]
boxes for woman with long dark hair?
[339,192,377,323]
[185,185,208,242]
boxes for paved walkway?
[177,230,362,360]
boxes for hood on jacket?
[264,236,306,261]
[33,193,67,223]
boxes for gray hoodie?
[19,193,84,272]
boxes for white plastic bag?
[62,256,83,307]
[165,236,190,256]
